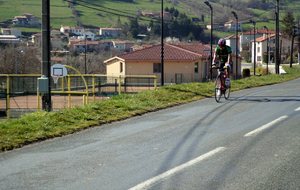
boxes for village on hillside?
[0,12,299,79]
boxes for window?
[153,63,161,73]
[257,47,260,53]
[120,62,123,73]
[195,62,199,73]
[257,56,261,61]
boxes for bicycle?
[212,66,231,102]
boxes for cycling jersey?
[215,45,232,63]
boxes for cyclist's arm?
[212,51,218,64]
[226,52,232,65]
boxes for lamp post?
[161,0,164,86]
[85,36,87,74]
[204,1,213,81]
[231,11,238,79]
[263,26,269,74]
[250,20,256,76]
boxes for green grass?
[1,66,300,152]
[0,0,295,34]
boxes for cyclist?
[212,38,232,82]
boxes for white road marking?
[295,107,300,111]
[128,147,226,190]
[244,116,288,137]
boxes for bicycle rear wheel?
[215,75,221,102]
[224,85,230,100]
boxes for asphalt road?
[1,78,300,190]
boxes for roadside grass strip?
[1,66,300,151]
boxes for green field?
[0,0,299,39]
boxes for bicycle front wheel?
[224,85,230,100]
[215,75,221,102]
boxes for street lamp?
[263,26,269,74]
[204,1,213,80]
[85,36,87,74]
[231,11,238,79]
[250,20,256,76]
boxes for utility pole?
[275,0,280,74]
[42,0,51,111]
[161,0,164,86]
[205,1,213,81]
[290,26,295,68]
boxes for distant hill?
[0,0,300,38]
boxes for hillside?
[0,0,300,38]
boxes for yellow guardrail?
[0,74,157,119]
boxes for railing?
[0,74,157,119]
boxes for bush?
[257,67,262,73]
[242,68,250,78]
[261,68,267,76]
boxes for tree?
[187,32,195,41]
[282,12,295,39]
[173,9,179,18]
[116,16,122,28]
[129,18,139,38]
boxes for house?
[31,33,42,45]
[225,34,239,55]
[158,12,173,20]
[83,31,95,41]
[252,34,291,64]
[141,12,156,18]
[51,30,69,41]
[239,29,275,52]
[12,16,27,25]
[51,38,62,49]
[22,13,39,25]
[130,44,153,51]
[104,43,242,84]
[224,20,242,31]
[12,13,39,25]
[206,23,222,31]
[112,41,134,52]
[51,30,61,36]
[74,41,102,52]
[1,28,21,38]
[0,35,19,43]
[101,41,113,50]
[99,28,121,37]
[60,25,84,36]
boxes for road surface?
[1,78,300,190]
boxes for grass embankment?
[1,66,300,152]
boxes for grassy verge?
[1,66,300,152]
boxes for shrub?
[257,66,262,73]
[261,68,267,76]
[242,68,250,78]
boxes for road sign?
[51,64,68,77]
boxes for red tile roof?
[255,34,276,42]
[225,34,238,39]
[225,20,242,24]
[242,29,275,35]
[115,43,208,61]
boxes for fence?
[0,74,157,119]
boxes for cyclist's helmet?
[218,38,226,47]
